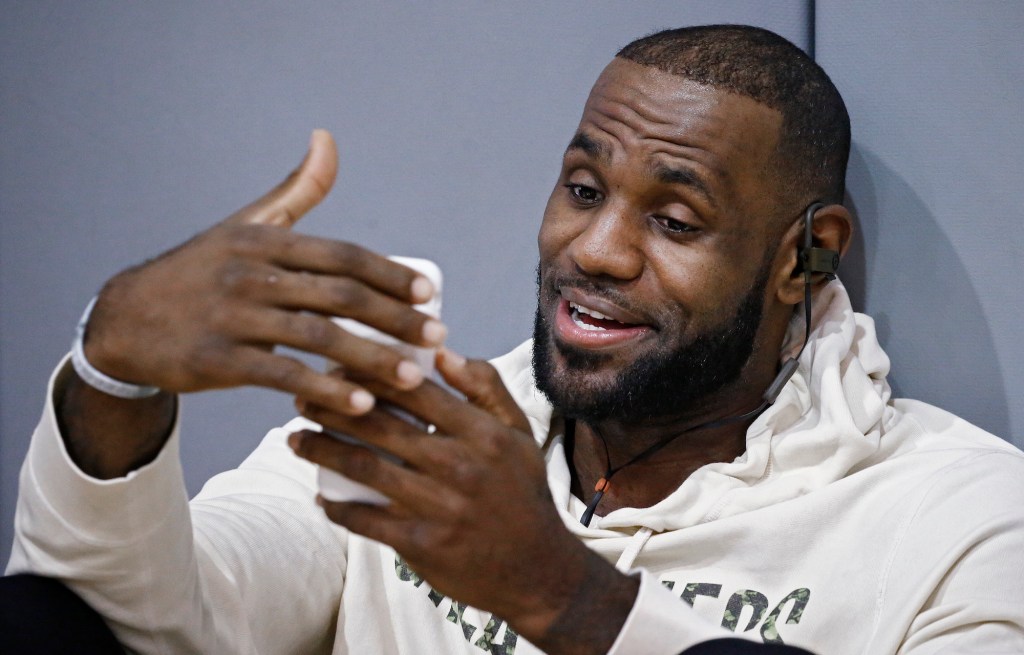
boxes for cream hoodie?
[9,280,1024,654]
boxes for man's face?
[533,58,788,422]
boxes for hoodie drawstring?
[614,527,654,572]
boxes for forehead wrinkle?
[587,86,730,175]
[575,102,682,166]
[592,68,734,138]
[588,105,727,206]
[587,86,679,137]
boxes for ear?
[775,203,854,306]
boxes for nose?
[566,206,644,281]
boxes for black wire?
[576,204,824,526]
[575,398,769,527]
[577,264,815,526]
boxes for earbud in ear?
[798,202,840,281]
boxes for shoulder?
[852,399,1024,541]
[883,399,1024,532]
[890,398,1024,467]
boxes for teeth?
[569,302,608,331]
[569,301,612,321]
[572,310,606,331]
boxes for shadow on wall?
[841,144,1010,439]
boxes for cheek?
[537,192,558,257]
[538,196,581,262]
[645,242,737,330]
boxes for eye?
[563,183,603,206]
[654,216,697,234]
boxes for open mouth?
[555,295,653,349]
[569,301,638,331]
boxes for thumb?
[227,128,338,228]
[437,348,532,434]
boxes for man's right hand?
[58,129,446,478]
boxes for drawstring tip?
[580,487,606,527]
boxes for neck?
[567,384,765,518]
[565,302,798,520]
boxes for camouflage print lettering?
[446,600,478,641]
[395,554,425,586]
[394,553,519,652]
[395,554,444,606]
[474,615,519,655]
[661,580,676,591]
[681,583,723,607]
[426,588,446,607]
[760,588,811,644]
[721,590,769,632]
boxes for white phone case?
[317,256,442,504]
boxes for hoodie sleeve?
[6,357,346,655]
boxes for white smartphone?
[316,256,442,505]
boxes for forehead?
[574,59,783,205]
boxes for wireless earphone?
[799,202,840,283]
[763,201,841,402]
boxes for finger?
[436,348,531,433]
[267,238,437,306]
[258,268,444,347]
[353,374,501,440]
[288,430,442,514]
[296,398,427,459]
[298,396,489,481]
[227,347,375,415]
[226,129,338,228]
[353,353,529,438]
[298,398,487,483]
[232,306,427,390]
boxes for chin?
[531,289,766,425]
[531,308,670,422]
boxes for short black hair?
[617,25,850,207]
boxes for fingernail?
[422,319,447,345]
[310,128,327,148]
[287,432,302,450]
[410,276,434,303]
[396,360,424,387]
[349,389,375,413]
[442,347,466,369]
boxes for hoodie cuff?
[22,354,187,545]
[608,569,729,655]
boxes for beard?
[532,263,771,424]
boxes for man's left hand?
[288,348,639,653]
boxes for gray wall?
[815,0,1024,445]
[1,1,1020,566]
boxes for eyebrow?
[651,162,715,207]
[565,132,610,161]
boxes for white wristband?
[71,297,161,399]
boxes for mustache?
[540,268,658,325]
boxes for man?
[7,25,1024,654]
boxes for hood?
[491,279,898,534]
